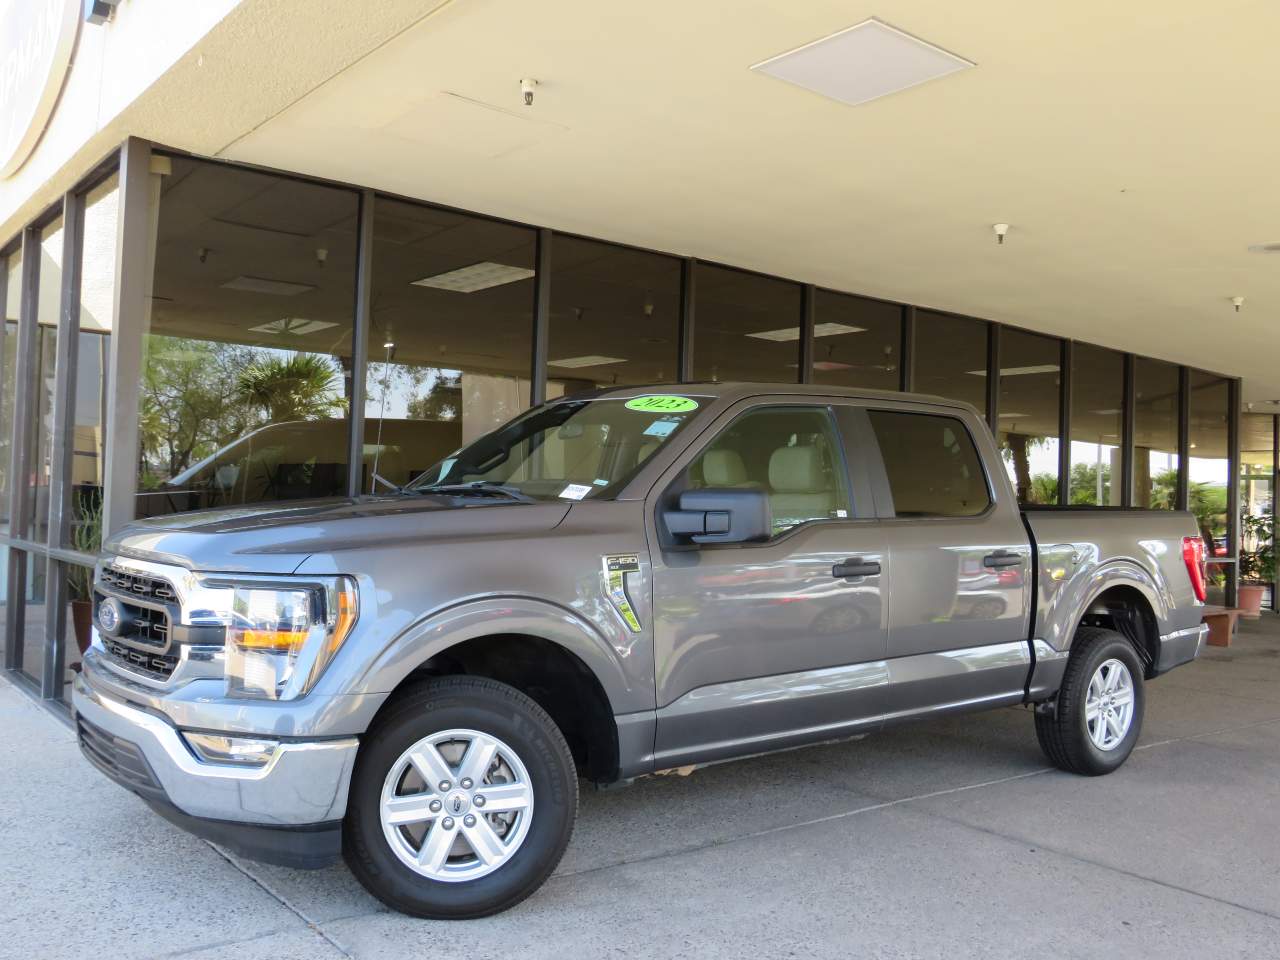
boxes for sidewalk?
[2,619,1279,959]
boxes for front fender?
[354,595,646,715]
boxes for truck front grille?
[101,637,180,679]
[77,715,166,802]
[96,564,180,679]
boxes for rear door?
[647,398,890,768]
[862,405,1034,719]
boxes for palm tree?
[237,353,348,422]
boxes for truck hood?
[106,496,573,575]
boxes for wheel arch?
[359,598,639,783]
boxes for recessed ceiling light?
[248,317,338,335]
[548,355,628,368]
[222,275,316,296]
[967,364,1060,377]
[412,262,535,292]
[748,322,865,342]
[751,18,974,108]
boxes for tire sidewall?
[345,683,576,918]
[1072,637,1145,773]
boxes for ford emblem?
[98,597,124,636]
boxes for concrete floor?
[3,619,1279,960]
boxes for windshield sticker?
[592,478,609,486]
[642,418,680,438]
[625,395,699,413]
[559,483,593,501]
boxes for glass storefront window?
[27,216,63,542]
[59,561,94,703]
[1,249,19,536]
[1069,343,1124,505]
[547,236,680,396]
[139,157,359,517]
[364,199,536,492]
[811,291,901,392]
[19,551,47,686]
[72,174,118,542]
[997,329,1061,504]
[1239,413,1274,609]
[1133,357,1180,508]
[1188,371,1231,602]
[692,264,801,383]
[913,310,988,411]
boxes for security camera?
[520,78,538,106]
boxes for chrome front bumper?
[72,667,359,827]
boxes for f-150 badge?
[602,554,642,633]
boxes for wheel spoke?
[417,821,456,872]
[1104,710,1122,744]
[1110,688,1134,708]
[462,817,507,866]
[383,792,439,826]
[476,781,532,813]
[1085,701,1102,722]
[408,743,455,789]
[458,734,498,785]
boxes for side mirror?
[663,488,772,545]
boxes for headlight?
[222,577,358,700]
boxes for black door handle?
[833,558,881,579]
[983,551,1023,568]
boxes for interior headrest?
[703,449,748,486]
[769,446,824,493]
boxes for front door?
[648,401,889,768]
[863,406,1034,718]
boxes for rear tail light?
[1182,536,1207,603]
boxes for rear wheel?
[344,676,578,918]
[1035,626,1144,776]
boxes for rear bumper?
[72,667,357,868]
[1154,623,1208,675]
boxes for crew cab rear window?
[867,411,991,517]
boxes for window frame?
[652,397,875,549]
[859,405,997,521]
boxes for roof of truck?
[575,381,978,414]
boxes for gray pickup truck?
[73,383,1209,918]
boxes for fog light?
[184,732,277,767]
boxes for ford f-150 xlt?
[73,384,1209,918]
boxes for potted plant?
[1238,514,1275,618]
[69,496,103,653]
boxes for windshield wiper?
[412,480,536,503]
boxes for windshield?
[408,394,706,501]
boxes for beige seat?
[701,448,750,486]
[768,445,834,523]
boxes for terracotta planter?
[1237,584,1267,619]
[71,598,94,654]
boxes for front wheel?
[344,676,578,918]
[1035,626,1145,776]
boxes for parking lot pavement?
[4,618,1279,960]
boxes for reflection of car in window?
[137,418,463,517]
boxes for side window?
[867,410,991,517]
[688,406,852,534]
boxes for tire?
[344,676,578,918]
[1035,626,1145,776]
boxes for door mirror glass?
[664,488,772,545]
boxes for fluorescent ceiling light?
[248,318,338,336]
[966,364,1060,377]
[548,355,628,368]
[412,262,535,292]
[998,412,1031,419]
[1091,408,1121,416]
[813,360,853,371]
[751,18,974,108]
[748,321,864,342]
[222,276,316,296]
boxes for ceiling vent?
[751,18,974,107]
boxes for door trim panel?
[653,660,888,768]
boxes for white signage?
[0,0,81,178]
